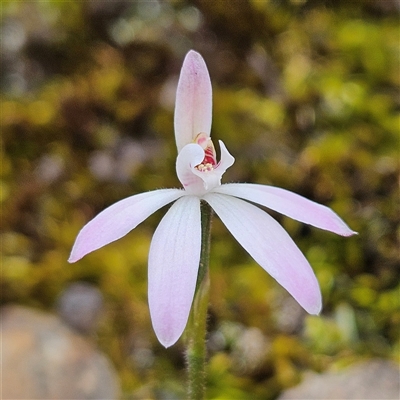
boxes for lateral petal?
[204,193,322,315]
[68,189,184,262]
[148,195,201,347]
[174,50,212,152]
[214,183,356,236]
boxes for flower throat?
[194,132,217,172]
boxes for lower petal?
[148,195,201,347]
[204,193,322,315]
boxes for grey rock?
[56,281,104,334]
[1,305,120,399]
[273,294,306,334]
[278,359,400,400]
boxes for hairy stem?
[185,201,212,400]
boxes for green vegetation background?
[1,1,399,398]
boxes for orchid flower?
[69,50,356,348]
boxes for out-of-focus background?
[1,1,399,399]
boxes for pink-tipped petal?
[214,184,357,236]
[148,195,201,347]
[68,189,184,262]
[174,50,212,152]
[204,193,322,315]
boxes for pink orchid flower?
[69,50,356,348]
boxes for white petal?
[148,195,201,347]
[174,50,212,152]
[204,193,322,314]
[69,189,184,262]
[176,143,206,195]
[214,183,356,236]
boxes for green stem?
[185,201,212,400]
